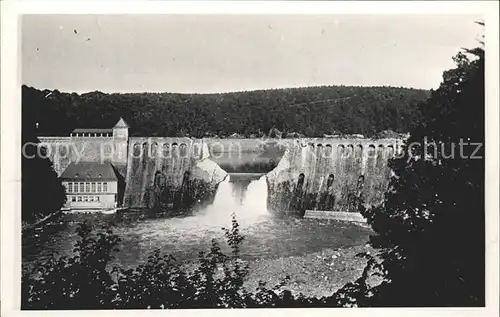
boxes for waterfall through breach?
[198,174,270,227]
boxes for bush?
[22,224,120,309]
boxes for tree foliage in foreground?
[22,85,428,138]
[339,45,485,306]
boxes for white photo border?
[1,1,499,317]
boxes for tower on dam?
[38,118,131,210]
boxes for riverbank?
[243,243,379,298]
[180,242,379,299]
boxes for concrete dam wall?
[38,132,404,214]
[122,136,404,213]
[266,137,404,216]
[122,137,227,209]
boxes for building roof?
[60,162,119,181]
[72,128,113,133]
[114,117,130,128]
[70,118,129,134]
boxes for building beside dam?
[60,162,119,210]
[38,118,130,211]
[38,118,405,214]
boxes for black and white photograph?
[1,1,499,315]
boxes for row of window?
[71,133,113,137]
[132,142,194,157]
[67,182,108,193]
[70,195,101,202]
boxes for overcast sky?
[22,14,483,94]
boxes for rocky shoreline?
[243,244,377,298]
[180,242,378,298]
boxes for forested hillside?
[22,85,429,137]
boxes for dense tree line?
[22,85,428,138]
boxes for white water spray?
[241,175,269,215]
[210,175,238,212]
[197,174,270,228]
[135,173,271,244]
